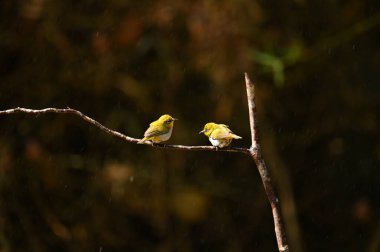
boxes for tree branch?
[0,107,250,154]
[245,73,289,252]
[0,73,289,251]
[245,72,257,148]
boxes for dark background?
[1,0,380,251]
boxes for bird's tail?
[231,134,242,139]
[138,137,149,144]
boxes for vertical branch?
[245,73,257,148]
[245,73,289,252]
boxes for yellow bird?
[199,122,242,148]
[138,114,178,144]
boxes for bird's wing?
[210,127,233,139]
[144,122,169,137]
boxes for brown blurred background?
[1,0,380,251]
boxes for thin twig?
[0,107,250,154]
[245,72,257,149]
[245,73,289,252]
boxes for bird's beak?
[199,130,205,134]
[173,118,178,121]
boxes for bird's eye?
[165,119,171,124]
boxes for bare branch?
[0,73,289,251]
[245,73,289,252]
[0,107,250,154]
[245,72,257,149]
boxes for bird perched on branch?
[138,114,178,144]
[199,122,242,148]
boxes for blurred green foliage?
[1,0,380,251]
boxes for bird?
[199,122,242,148]
[138,114,178,144]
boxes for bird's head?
[158,114,178,128]
[199,122,218,137]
